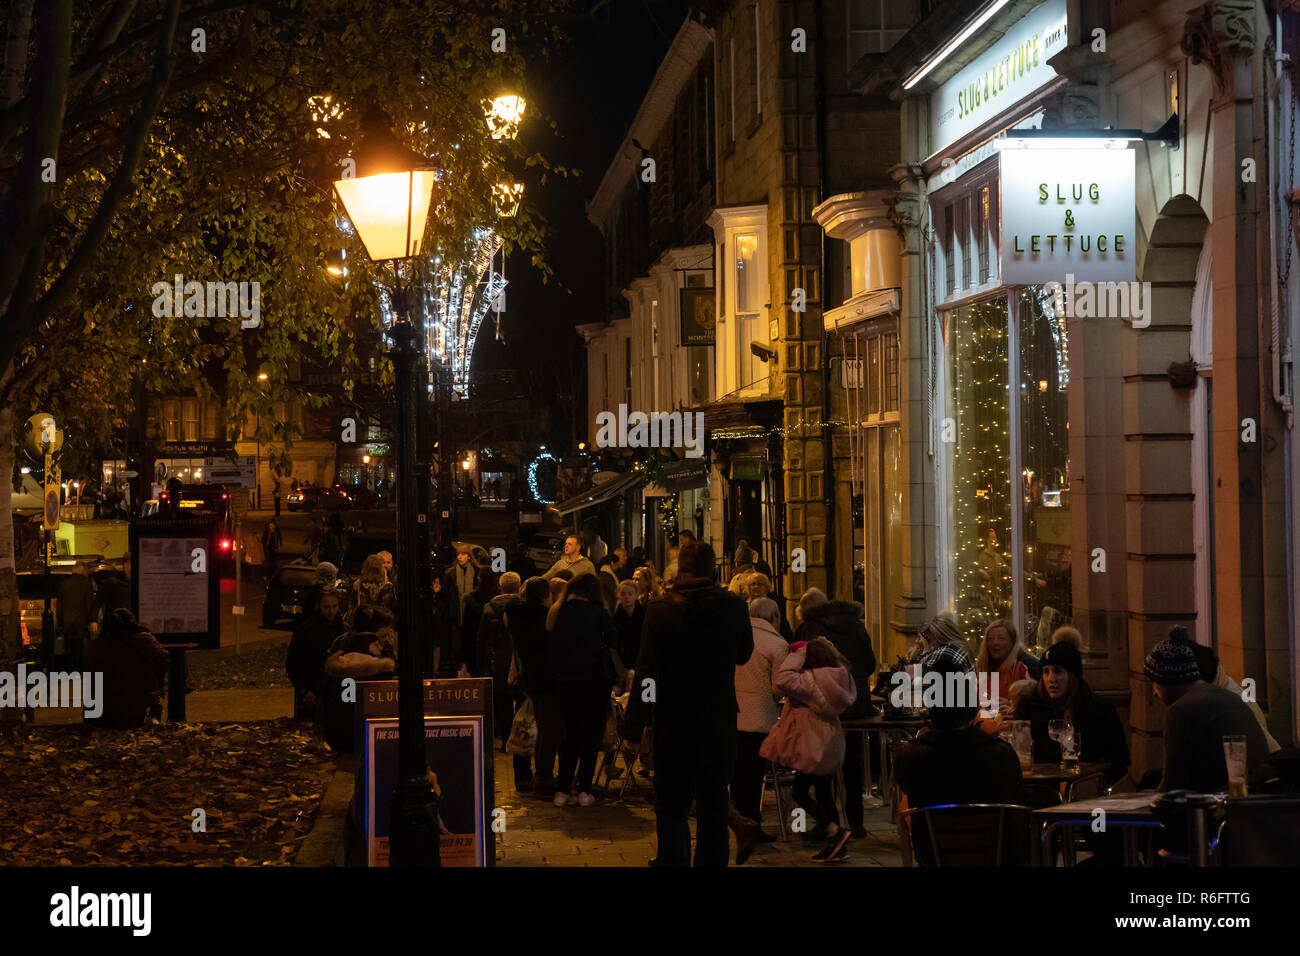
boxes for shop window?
[943,291,1072,651]
[945,299,1013,650]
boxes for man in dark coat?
[478,573,524,750]
[624,540,753,867]
[895,652,1027,865]
[285,588,344,719]
[794,596,878,836]
[54,562,97,669]
[84,609,169,729]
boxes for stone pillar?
[1184,0,1287,730]
[888,103,932,647]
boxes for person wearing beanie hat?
[1146,628,1270,793]
[1014,639,1130,787]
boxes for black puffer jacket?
[1014,682,1130,784]
[794,600,877,720]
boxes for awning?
[555,470,643,516]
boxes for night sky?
[472,0,692,444]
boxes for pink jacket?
[774,648,857,720]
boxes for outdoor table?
[1022,762,1108,802]
[842,713,929,812]
[1031,793,1164,867]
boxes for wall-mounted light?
[994,115,1178,150]
[903,0,1012,90]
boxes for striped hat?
[1143,636,1202,685]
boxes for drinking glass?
[1048,719,1069,769]
[1064,730,1081,771]
[1223,734,1248,798]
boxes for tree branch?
[12,0,183,362]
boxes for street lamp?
[333,106,440,867]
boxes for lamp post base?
[388,779,442,867]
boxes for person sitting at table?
[1144,630,1270,793]
[894,652,1027,865]
[910,612,972,672]
[1014,641,1129,789]
[1175,626,1281,753]
[973,618,1029,732]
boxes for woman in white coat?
[730,597,790,851]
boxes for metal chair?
[1214,795,1300,866]
[759,761,795,839]
[899,803,1034,866]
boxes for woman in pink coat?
[772,637,857,863]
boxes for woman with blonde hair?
[974,619,1029,731]
[632,564,663,605]
[353,553,395,614]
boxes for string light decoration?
[949,298,1012,645]
[420,229,506,397]
[527,450,558,502]
[658,496,679,537]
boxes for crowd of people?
[278,520,1289,868]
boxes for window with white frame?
[735,233,763,390]
[934,163,1000,306]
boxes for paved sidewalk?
[179,688,295,722]
[492,752,905,866]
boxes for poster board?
[357,678,494,867]
[129,516,221,649]
[364,717,487,867]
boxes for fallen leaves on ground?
[0,719,335,866]
[188,640,291,690]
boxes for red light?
[219,539,232,550]
[160,493,168,500]
[221,493,228,499]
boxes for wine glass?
[1048,719,1069,769]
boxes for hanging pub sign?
[999,146,1136,284]
[680,287,716,346]
[929,0,1068,157]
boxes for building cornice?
[586,16,713,232]
[811,190,896,241]
[823,289,901,331]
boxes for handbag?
[506,696,537,756]
[759,700,843,775]
[507,650,523,688]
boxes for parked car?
[524,531,566,572]
[262,562,321,629]
[286,486,352,512]
[333,483,382,509]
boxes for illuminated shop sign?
[999,147,1136,284]
[930,0,1068,156]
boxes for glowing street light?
[333,107,437,262]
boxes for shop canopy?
[555,469,643,516]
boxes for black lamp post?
[334,106,440,867]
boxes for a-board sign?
[357,678,494,867]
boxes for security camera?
[750,341,777,363]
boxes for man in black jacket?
[795,594,877,837]
[895,653,1027,865]
[625,540,753,866]
[286,588,344,720]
